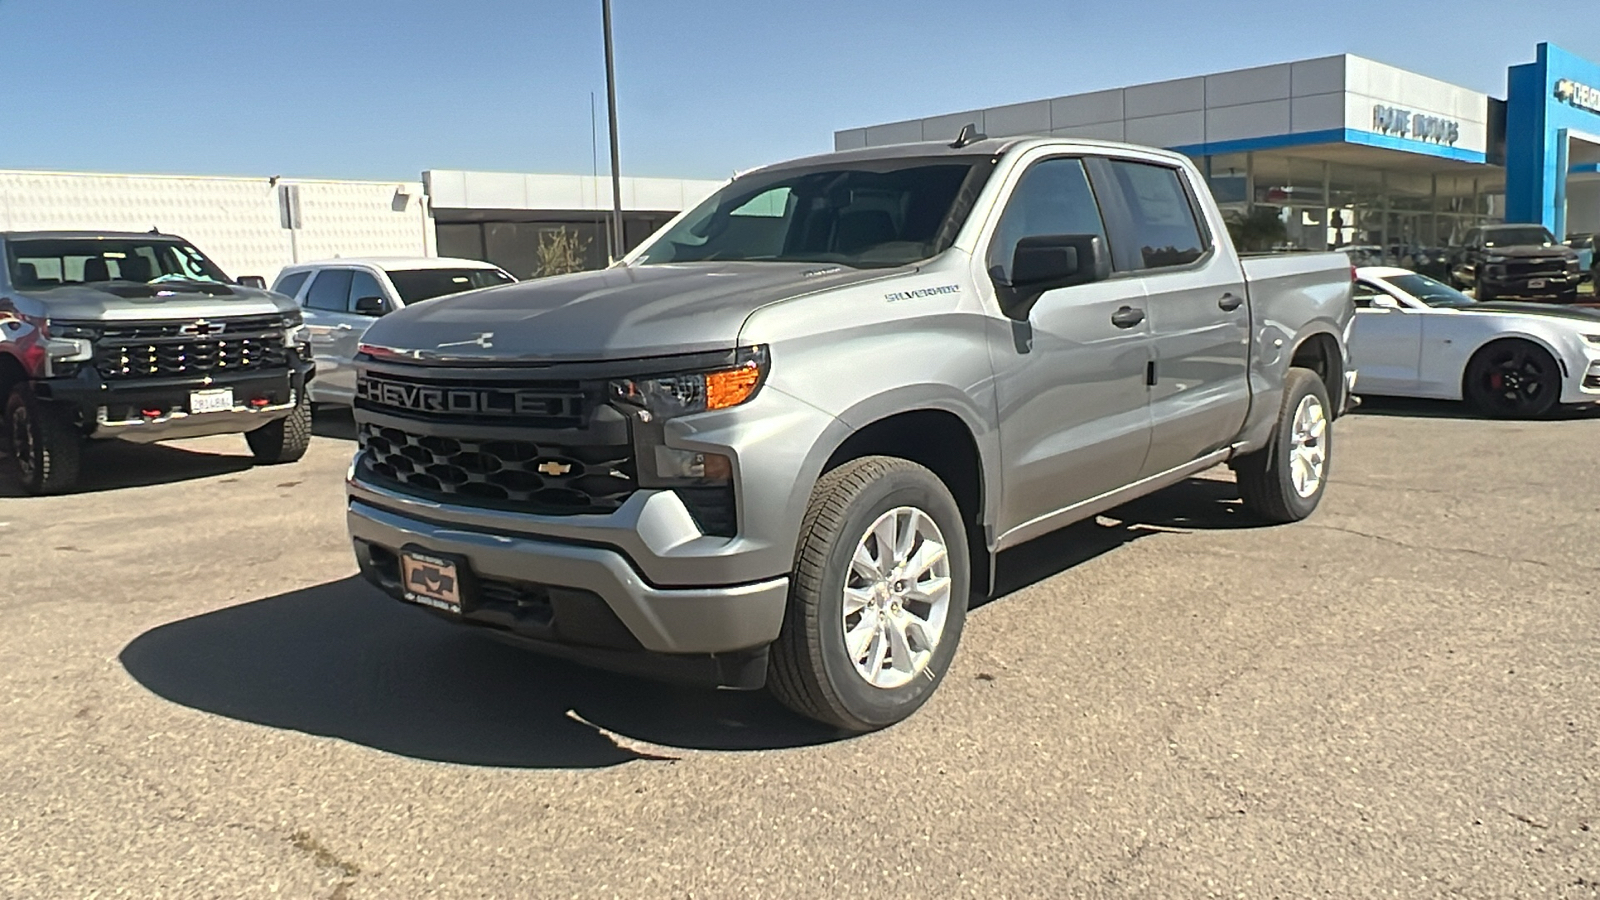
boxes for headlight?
[1584,334,1600,345]
[610,346,769,423]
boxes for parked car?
[1449,224,1583,302]
[1350,266,1600,417]
[342,135,1355,731]
[1341,244,1387,267]
[0,230,314,494]
[271,258,513,404]
[1567,233,1597,283]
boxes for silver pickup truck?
[344,136,1356,730]
[0,231,314,494]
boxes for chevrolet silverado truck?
[0,231,314,494]
[345,135,1356,731]
[1450,224,1584,302]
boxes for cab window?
[304,269,354,312]
[987,158,1109,281]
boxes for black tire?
[1463,339,1561,419]
[245,393,312,464]
[1476,283,1495,302]
[1232,367,1332,524]
[6,385,82,495]
[768,456,970,732]
[1556,288,1580,305]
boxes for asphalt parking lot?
[2,402,1598,899]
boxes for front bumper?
[347,497,789,687]
[35,357,313,442]
[1479,270,1582,298]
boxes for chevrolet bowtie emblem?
[536,461,573,476]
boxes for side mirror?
[353,295,388,317]
[236,275,267,289]
[993,234,1111,321]
[1370,294,1401,310]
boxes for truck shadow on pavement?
[119,475,1257,768]
[0,441,255,497]
[1352,395,1600,421]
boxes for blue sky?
[1,0,1594,181]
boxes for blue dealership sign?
[1506,43,1600,233]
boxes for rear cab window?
[1091,158,1211,272]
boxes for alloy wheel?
[1482,347,1551,415]
[1288,394,1327,499]
[841,506,953,690]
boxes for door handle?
[1110,306,1145,329]
[1218,293,1244,312]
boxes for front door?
[1347,283,1424,394]
[983,156,1153,539]
[302,268,391,402]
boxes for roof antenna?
[950,123,986,149]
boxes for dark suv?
[1451,224,1583,302]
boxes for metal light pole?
[602,0,625,261]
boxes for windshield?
[7,238,230,288]
[1387,272,1476,307]
[387,267,514,304]
[636,157,991,268]
[1483,227,1556,247]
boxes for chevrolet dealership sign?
[1371,105,1461,145]
[1554,78,1600,116]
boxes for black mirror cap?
[236,275,267,289]
[997,234,1111,320]
[354,295,388,316]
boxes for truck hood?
[359,261,910,363]
[18,281,295,320]
[1482,246,1577,260]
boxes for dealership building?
[836,42,1600,252]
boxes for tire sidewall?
[1466,342,1560,419]
[1273,372,1332,520]
[6,388,42,491]
[813,468,969,729]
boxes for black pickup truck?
[0,231,315,494]
[1450,224,1584,302]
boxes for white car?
[1351,266,1600,417]
[271,257,514,404]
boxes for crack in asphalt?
[1304,523,1600,575]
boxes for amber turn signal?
[705,363,763,410]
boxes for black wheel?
[1556,288,1580,305]
[1463,339,1561,419]
[5,385,82,495]
[768,456,970,732]
[245,392,312,464]
[1232,367,1331,524]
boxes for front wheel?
[768,456,970,732]
[6,385,82,495]
[1463,340,1561,419]
[245,393,312,464]
[1233,367,1332,524]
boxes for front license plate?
[401,550,464,613]
[189,388,235,414]
[1528,278,1547,289]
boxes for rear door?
[983,155,1154,537]
[301,268,360,401]
[1090,157,1250,478]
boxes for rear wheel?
[6,385,82,495]
[1233,367,1331,524]
[245,392,312,464]
[1463,340,1561,419]
[768,456,969,732]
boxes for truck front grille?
[86,314,288,380]
[357,422,636,514]
[1500,260,1569,279]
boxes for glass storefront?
[1200,150,1507,264]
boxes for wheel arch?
[1288,330,1345,414]
[820,405,995,602]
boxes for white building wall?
[837,53,1490,157]
[0,170,428,283]
[422,171,723,214]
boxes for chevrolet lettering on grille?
[357,375,576,418]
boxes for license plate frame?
[400,548,469,614]
[1528,278,1548,289]
[188,388,235,415]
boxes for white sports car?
[1351,266,1600,417]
